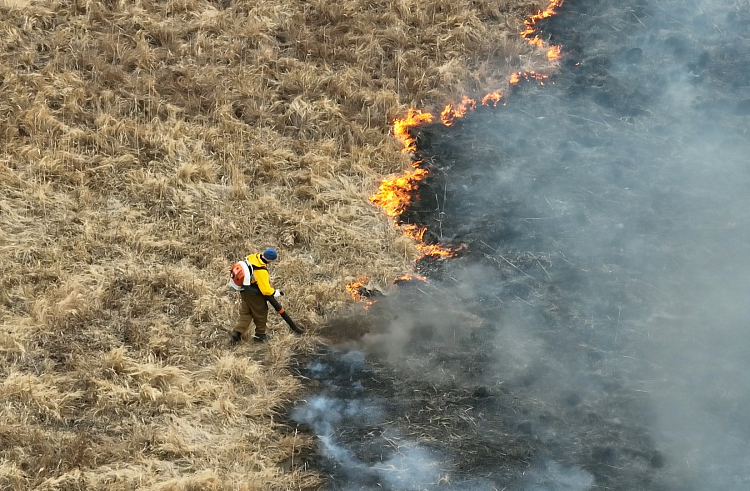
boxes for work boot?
[230,331,242,345]
[252,333,267,343]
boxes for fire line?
[346,275,376,307]
[521,0,565,60]
[351,1,566,305]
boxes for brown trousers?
[234,290,269,336]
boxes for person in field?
[228,247,282,344]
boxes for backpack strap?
[244,258,266,283]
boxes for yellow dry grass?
[0,0,550,488]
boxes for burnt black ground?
[291,0,750,489]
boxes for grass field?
[0,0,551,488]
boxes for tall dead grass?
[0,0,547,487]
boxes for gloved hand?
[273,290,283,298]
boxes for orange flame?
[440,95,477,126]
[482,91,504,107]
[374,109,470,260]
[395,273,427,282]
[369,166,429,218]
[547,45,562,61]
[402,224,465,258]
[394,108,434,153]
[402,223,426,241]
[521,1,565,60]
[346,275,376,308]
[521,0,564,40]
[509,70,551,86]
[416,243,465,258]
[370,108,475,262]
[346,275,369,300]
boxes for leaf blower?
[265,294,305,334]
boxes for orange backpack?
[228,259,266,290]
[229,262,247,289]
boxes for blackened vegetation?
[291,344,571,488]
[296,0,750,489]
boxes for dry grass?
[0,0,547,487]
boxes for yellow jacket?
[246,253,275,296]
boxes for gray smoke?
[523,461,595,491]
[300,0,750,489]
[292,378,501,490]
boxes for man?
[230,247,282,344]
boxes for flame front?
[395,273,427,282]
[394,108,434,153]
[369,166,429,218]
[359,0,566,296]
[547,45,562,61]
[346,275,371,302]
[402,224,465,258]
[482,91,504,107]
[371,99,483,262]
[510,70,551,86]
[441,95,477,126]
[521,0,565,43]
[521,1,565,61]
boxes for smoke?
[522,461,595,491]
[298,0,750,489]
[291,395,381,477]
[292,355,502,490]
[294,381,598,490]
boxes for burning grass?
[521,0,566,47]
[0,0,553,487]
[368,30,562,273]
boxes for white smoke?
[291,394,442,490]
[523,461,595,491]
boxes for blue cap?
[262,248,278,261]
